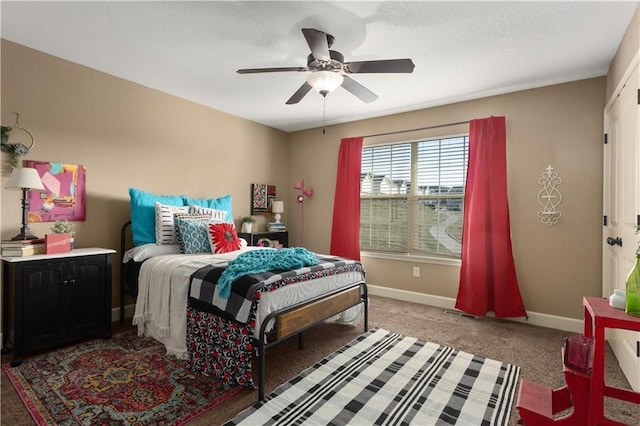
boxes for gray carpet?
[2,295,638,425]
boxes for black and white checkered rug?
[225,328,520,425]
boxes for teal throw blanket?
[218,248,319,298]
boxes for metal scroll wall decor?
[537,164,562,226]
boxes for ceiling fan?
[237,28,415,105]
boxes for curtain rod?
[362,120,470,139]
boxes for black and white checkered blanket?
[188,255,364,324]
[224,328,520,425]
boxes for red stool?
[517,350,591,425]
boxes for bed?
[119,220,368,399]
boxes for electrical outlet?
[412,266,420,278]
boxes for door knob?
[606,236,623,247]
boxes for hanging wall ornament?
[537,164,562,226]
[1,113,35,169]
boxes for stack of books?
[268,222,287,232]
[2,238,46,257]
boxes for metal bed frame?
[118,220,368,400]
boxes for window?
[360,135,469,257]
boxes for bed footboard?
[256,280,368,400]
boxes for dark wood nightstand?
[2,248,115,366]
[238,231,289,248]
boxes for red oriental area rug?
[2,330,242,425]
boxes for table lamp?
[272,200,284,224]
[5,167,45,240]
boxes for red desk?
[583,297,640,425]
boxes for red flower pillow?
[208,222,241,254]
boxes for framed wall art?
[26,160,87,222]
[251,183,276,215]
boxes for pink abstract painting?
[26,160,86,222]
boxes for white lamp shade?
[307,71,344,94]
[272,200,284,213]
[5,167,44,190]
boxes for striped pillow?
[188,204,228,221]
[155,202,189,245]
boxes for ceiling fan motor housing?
[307,50,345,72]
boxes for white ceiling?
[1,1,638,133]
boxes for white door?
[603,62,640,392]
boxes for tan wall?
[606,5,639,101]
[288,78,606,320]
[0,40,610,322]
[1,40,289,308]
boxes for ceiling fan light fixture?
[307,71,343,96]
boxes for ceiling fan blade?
[237,67,308,74]
[341,75,378,103]
[302,28,330,61]
[286,82,313,105]
[345,59,415,73]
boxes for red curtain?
[330,136,363,260]
[455,117,526,318]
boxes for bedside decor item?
[45,232,72,254]
[1,113,35,168]
[5,167,45,240]
[1,238,45,257]
[537,164,562,226]
[26,160,87,222]
[294,179,313,246]
[626,226,640,316]
[51,219,75,249]
[251,183,276,215]
[625,254,640,316]
[609,288,626,310]
[271,200,284,224]
[256,237,273,248]
[240,216,255,233]
[268,221,286,232]
[563,334,594,375]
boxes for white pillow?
[188,204,227,221]
[123,243,181,263]
[155,202,189,245]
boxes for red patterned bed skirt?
[186,306,256,388]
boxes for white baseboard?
[0,289,584,352]
[367,284,583,333]
[110,287,582,334]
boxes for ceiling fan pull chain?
[322,96,326,135]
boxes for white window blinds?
[361,135,469,257]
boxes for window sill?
[360,251,461,267]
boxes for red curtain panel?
[455,116,527,318]
[330,136,363,260]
